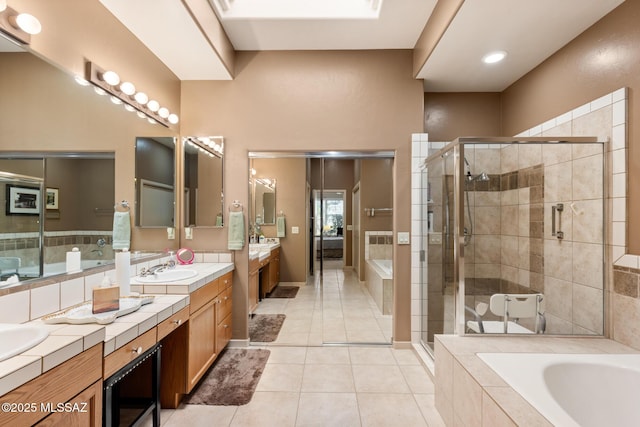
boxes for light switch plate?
[292,226,299,234]
[397,232,410,245]
[347,225,353,231]
[185,227,193,240]
[428,232,442,245]
[167,227,175,240]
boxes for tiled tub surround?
[0,258,234,399]
[434,335,639,427]
[364,231,393,260]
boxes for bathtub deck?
[434,335,640,426]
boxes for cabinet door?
[249,269,259,313]
[216,313,232,353]
[35,380,102,427]
[187,299,217,391]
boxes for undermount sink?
[135,268,198,283]
[0,323,50,362]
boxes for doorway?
[248,152,394,346]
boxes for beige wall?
[250,158,307,283]
[501,0,640,254]
[181,50,424,342]
[423,93,502,142]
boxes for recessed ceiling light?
[482,51,507,64]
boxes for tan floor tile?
[401,365,435,394]
[357,393,428,427]
[230,392,299,427]
[296,392,360,427]
[256,363,304,392]
[266,346,308,364]
[305,346,350,364]
[352,364,411,393]
[301,364,355,392]
[348,347,397,365]
[391,348,421,365]
[413,394,446,427]
[164,404,237,427]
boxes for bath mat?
[267,285,299,299]
[184,348,270,406]
[249,314,286,342]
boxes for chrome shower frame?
[423,136,603,336]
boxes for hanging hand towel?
[228,211,245,250]
[112,211,131,250]
[277,216,286,238]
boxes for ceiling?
[4,0,626,92]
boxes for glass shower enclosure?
[420,137,605,353]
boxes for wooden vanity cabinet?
[249,257,260,313]
[161,271,234,408]
[0,344,103,427]
[269,247,281,291]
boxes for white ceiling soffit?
[214,0,437,50]
[418,0,625,92]
[99,0,232,80]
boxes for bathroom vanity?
[248,243,280,312]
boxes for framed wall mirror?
[135,137,176,228]
[251,177,277,225]
[183,136,224,227]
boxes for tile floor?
[143,262,444,426]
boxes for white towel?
[277,216,286,238]
[112,211,131,250]
[228,211,245,250]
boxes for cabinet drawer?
[216,286,233,322]
[157,305,190,341]
[219,271,233,290]
[104,328,157,379]
[190,278,219,314]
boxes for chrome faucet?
[139,263,168,277]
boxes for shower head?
[467,171,490,182]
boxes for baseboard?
[392,340,413,350]
[228,339,250,348]
[278,281,306,287]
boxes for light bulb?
[482,51,507,64]
[147,118,157,125]
[94,86,106,96]
[168,114,179,124]
[124,104,135,112]
[120,81,136,95]
[101,70,120,86]
[110,96,122,105]
[158,107,170,118]
[137,111,146,119]
[0,0,7,13]
[14,13,41,35]
[147,100,160,112]
[74,75,89,86]
[134,92,148,105]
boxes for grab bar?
[551,203,564,240]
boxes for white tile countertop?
[0,293,189,397]
[131,262,234,294]
[249,242,280,261]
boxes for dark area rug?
[267,285,300,299]
[249,314,286,342]
[183,348,270,406]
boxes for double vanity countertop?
[0,262,234,397]
[249,242,281,262]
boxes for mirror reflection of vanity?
[0,41,177,289]
[183,137,224,228]
[251,178,276,226]
[135,137,176,228]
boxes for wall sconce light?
[84,61,179,128]
[184,136,224,157]
[0,4,42,45]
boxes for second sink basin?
[136,268,198,283]
[0,323,50,362]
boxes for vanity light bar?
[0,5,41,45]
[183,136,224,157]
[84,61,179,128]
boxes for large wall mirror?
[251,177,277,225]
[0,38,175,290]
[135,137,176,228]
[183,136,224,227]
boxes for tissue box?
[92,286,120,314]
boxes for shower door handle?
[551,204,564,240]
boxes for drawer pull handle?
[224,324,229,328]
[172,319,182,326]
[224,296,229,301]
[132,346,143,355]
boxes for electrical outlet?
[167,227,175,240]
[292,226,299,234]
[185,227,193,240]
[397,232,410,245]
